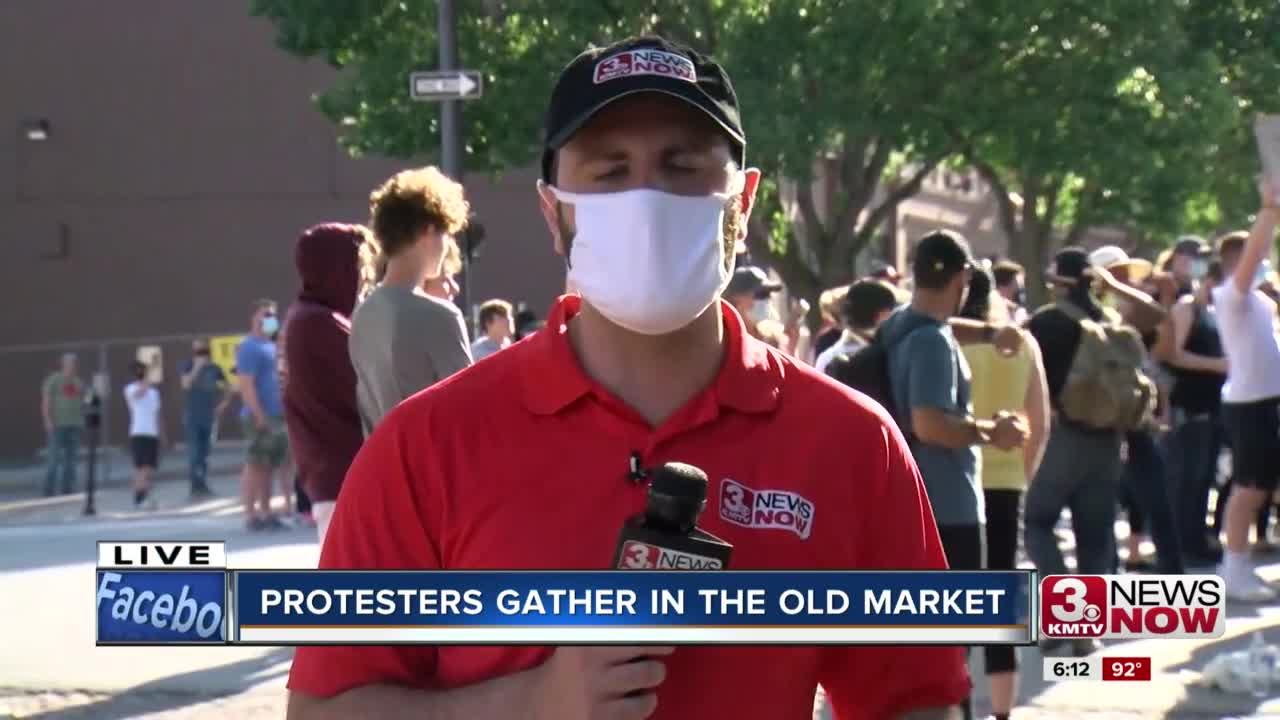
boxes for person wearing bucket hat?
[288,35,969,720]
[1087,248,1184,575]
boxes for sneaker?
[1218,562,1278,602]
[262,514,289,531]
[297,511,316,528]
[189,486,215,501]
[1226,577,1277,603]
[246,516,267,532]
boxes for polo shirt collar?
[521,295,783,417]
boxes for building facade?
[1,0,563,459]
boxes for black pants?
[296,477,312,514]
[937,523,986,720]
[982,490,1020,675]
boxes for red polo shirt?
[288,295,969,719]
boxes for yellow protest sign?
[209,335,244,389]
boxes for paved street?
[1,463,1279,719]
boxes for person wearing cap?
[871,262,903,288]
[1087,246,1182,575]
[722,265,782,340]
[1024,247,1164,653]
[288,35,969,720]
[877,230,1028,718]
[1207,178,1280,602]
[1167,235,1213,298]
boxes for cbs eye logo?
[1040,576,1107,638]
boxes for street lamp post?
[438,0,462,181]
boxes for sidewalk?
[0,447,252,526]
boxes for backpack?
[824,315,929,425]
[1042,301,1157,431]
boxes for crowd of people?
[35,31,1280,720]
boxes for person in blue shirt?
[236,299,290,530]
[180,339,230,499]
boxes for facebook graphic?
[6,5,1280,720]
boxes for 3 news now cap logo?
[1040,575,1225,640]
[617,540,723,570]
[593,48,697,85]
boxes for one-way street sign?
[410,71,484,101]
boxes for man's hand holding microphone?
[521,461,731,719]
[526,645,673,720]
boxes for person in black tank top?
[1158,264,1229,565]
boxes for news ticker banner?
[97,543,1227,646]
[232,569,1032,644]
[96,542,1033,645]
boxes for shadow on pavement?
[0,518,317,574]
[24,648,292,719]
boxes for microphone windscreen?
[649,462,708,502]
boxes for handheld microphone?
[612,462,733,570]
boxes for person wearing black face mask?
[181,339,229,499]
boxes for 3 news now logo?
[719,479,815,539]
[617,540,723,570]
[1040,575,1225,640]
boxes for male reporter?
[288,35,968,720]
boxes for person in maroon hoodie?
[282,223,366,546]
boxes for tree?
[949,0,1280,304]
[249,1,1062,327]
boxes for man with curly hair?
[349,167,474,435]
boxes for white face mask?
[749,298,773,323]
[547,181,740,335]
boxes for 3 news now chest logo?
[718,479,814,539]
[1040,575,1225,640]
[618,540,723,569]
[593,49,697,85]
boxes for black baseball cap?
[541,35,746,182]
[912,229,976,278]
[1172,235,1211,257]
[724,266,782,298]
[1048,247,1093,285]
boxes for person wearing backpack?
[1025,248,1161,651]
[813,279,901,375]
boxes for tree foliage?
[251,0,1280,313]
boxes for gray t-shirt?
[882,308,983,527]
[349,285,473,435]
